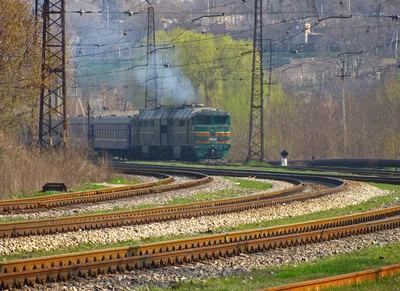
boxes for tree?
[0,0,41,134]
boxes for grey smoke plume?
[67,0,199,108]
[156,51,199,105]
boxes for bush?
[0,135,111,199]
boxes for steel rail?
[0,206,399,288]
[113,163,400,185]
[0,179,305,237]
[0,171,175,212]
[0,174,348,238]
[0,169,222,212]
[258,264,400,291]
[268,158,400,168]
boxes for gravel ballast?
[23,228,400,291]
[0,176,291,221]
[0,181,392,256]
[0,179,397,291]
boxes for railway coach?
[69,104,231,161]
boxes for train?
[69,104,231,161]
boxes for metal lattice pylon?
[247,0,264,162]
[145,5,158,109]
[37,0,67,147]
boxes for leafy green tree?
[0,0,41,134]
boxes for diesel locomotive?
[69,104,231,161]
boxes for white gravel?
[0,176,291,220]
[22,229,400,291]
[0,178,398,291]
[0,181,393,257]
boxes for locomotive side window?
[214,116,229,125]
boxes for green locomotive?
[132,104,231,161]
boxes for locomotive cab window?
[194,116,211,125]
[215,116,230,125]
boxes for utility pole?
[335,56,351,156]
[334,51,361,156]
[396,23,399,62]
[265,39,277,155]
[247,0,264,162]
[160,51,166,105]
[348,0,351,15]
[87,101,91,147]
[36,0,67,148]
[145,1,158,109]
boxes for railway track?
[1,163,397,288]
[0,171,349,238]
[113,162,400,185]
[259,264,400,291]
[0,171,214,212]
[1,205,399,288]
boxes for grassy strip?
[67,178,273,215]
[0,178,272,222]
[214,184,400,233]
[13,176,141,199]
[225,177,272,190]
[142,244,400,291]
[107,176,140,185]
[15,184,108,199]
[67,177,273,213]
[366,182,400,191]
[1,184,398,261]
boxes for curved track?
[111,162,400,185]
[0,163,395,288]
[0,206,399,288]
[0,171,217,212]
[0,170,346,238]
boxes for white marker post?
[280,150,289,167]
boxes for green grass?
[107,176,140,185]
[13,176,142,199]
[0,177,272,223]
[14,183,108,199]
[225,177,272,190]
[366,182,400,191]
[141,244,400,291]
[242,161,272,167]
[168,189,243,204]
[214,189,400,233]
[83,178,272,213]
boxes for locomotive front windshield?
[214,116,229,125]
